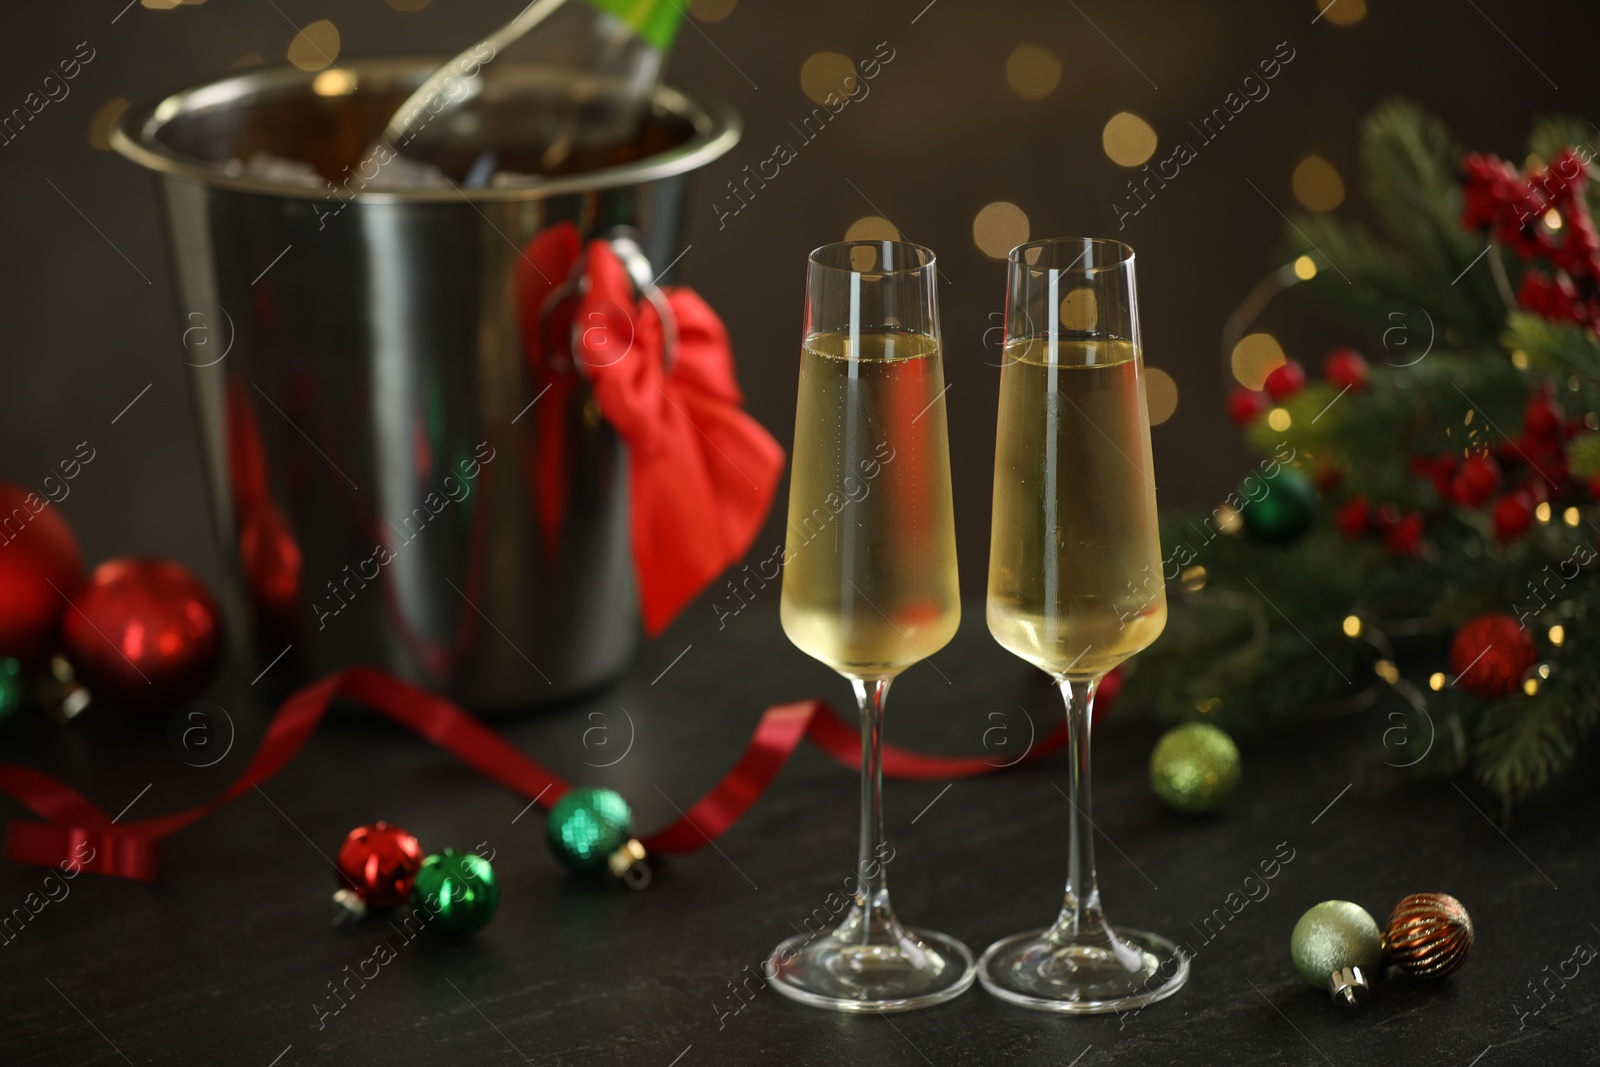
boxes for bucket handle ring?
[537,228,679,377]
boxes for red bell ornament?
[61,558,222,711]
[334,821,424,918]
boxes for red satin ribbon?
[0,665,1100,883]
[514,225,785,636]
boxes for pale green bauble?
[1149,722,1241,815]
[1291,900,1382,990]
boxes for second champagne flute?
[980,236,1188,1013]
[767,240,975,1012]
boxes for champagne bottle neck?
[582,0,685,52]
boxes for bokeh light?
[972,201,1030,260]
[1267,407,1292,431]
[690,0,739,20]
[288,19,341,73]
[845,216,900,242]
[1006,44,1062,100]
[1060,288,1098,331]
[88,98,130,151]
[1102,112,1158,167]
[1231,332,1286,389]
[313,69,358,97]
[1145,367,1179,425]
[800,52,856,105]
[1293,255,1318,280]
[1316,0,1367,26]
[1293,155,1345,211]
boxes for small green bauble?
[411,849,498,937]
[1149,722,1241,815]
[1291,900,1382,992]
[1241,466,1317,543]
[546,787,635,874]
[0,658,25,726]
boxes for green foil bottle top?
[586,0,685,51]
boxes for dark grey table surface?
[2,596,1595,1067]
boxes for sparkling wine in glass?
[980,237,1188,1012]
[767,240,975,1012]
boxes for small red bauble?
[1227,387,1270,426]
[1336,495,1370,538]
[239,503,302,637]
[1491,493,1533,543]
[61,558,221,711]
[0,482,83,666]
[1323,348,1369,391]
[336,821,424,909]
[1450,455,1501,508]
[1263,360,1307,400]
[1449,613,1536,700]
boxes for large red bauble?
[0,482,83,665]
[61,558,221,711]
[239,503,302,637]
[337,822,424,909]
[1449,613,1536,700]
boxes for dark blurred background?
[1,0,1592,601]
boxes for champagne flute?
[767,240,975,1012]
[980,237,1188,1012]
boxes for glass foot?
[767,926,976,1013]
[979,925,1189,1013]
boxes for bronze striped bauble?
[1382,892,1474,978]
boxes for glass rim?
[1008,236,1134,275]
[808,240,937,275]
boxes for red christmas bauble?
[1323,348,1369,391]
[239,503,302,637]
[61,558,221,711]
[1263,360,1307,400]
[1227,387,1270,426]
[337,822,424,909]
[1492,493,1533,543]
[0,483,83,666]
[1450,613,1536,700]
[1451,455,1501,508]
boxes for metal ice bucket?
[112,60,739,708]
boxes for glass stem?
[841,675,900,946]
[1045,676,1107,944]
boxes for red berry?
[1523,393,1565,439]
[1336,495,1370,538]
[1323,348,1369,391]
[1385,511,1425,556]
[1492,492,1533,543]
[1227,386,1270,426]
[1450,454,1501,507]
[1263,360,1307,400]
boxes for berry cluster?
[1460,148,1600,328]
[1227,348,1367,426]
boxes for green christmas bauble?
[0,658,25,726]
[1241,466,1317,543]
[1149,722,1241,815]
[411,849,498,937]
[547,787,635,874]
[1291,900,1382,992]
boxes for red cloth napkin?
[517,226,784,635]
